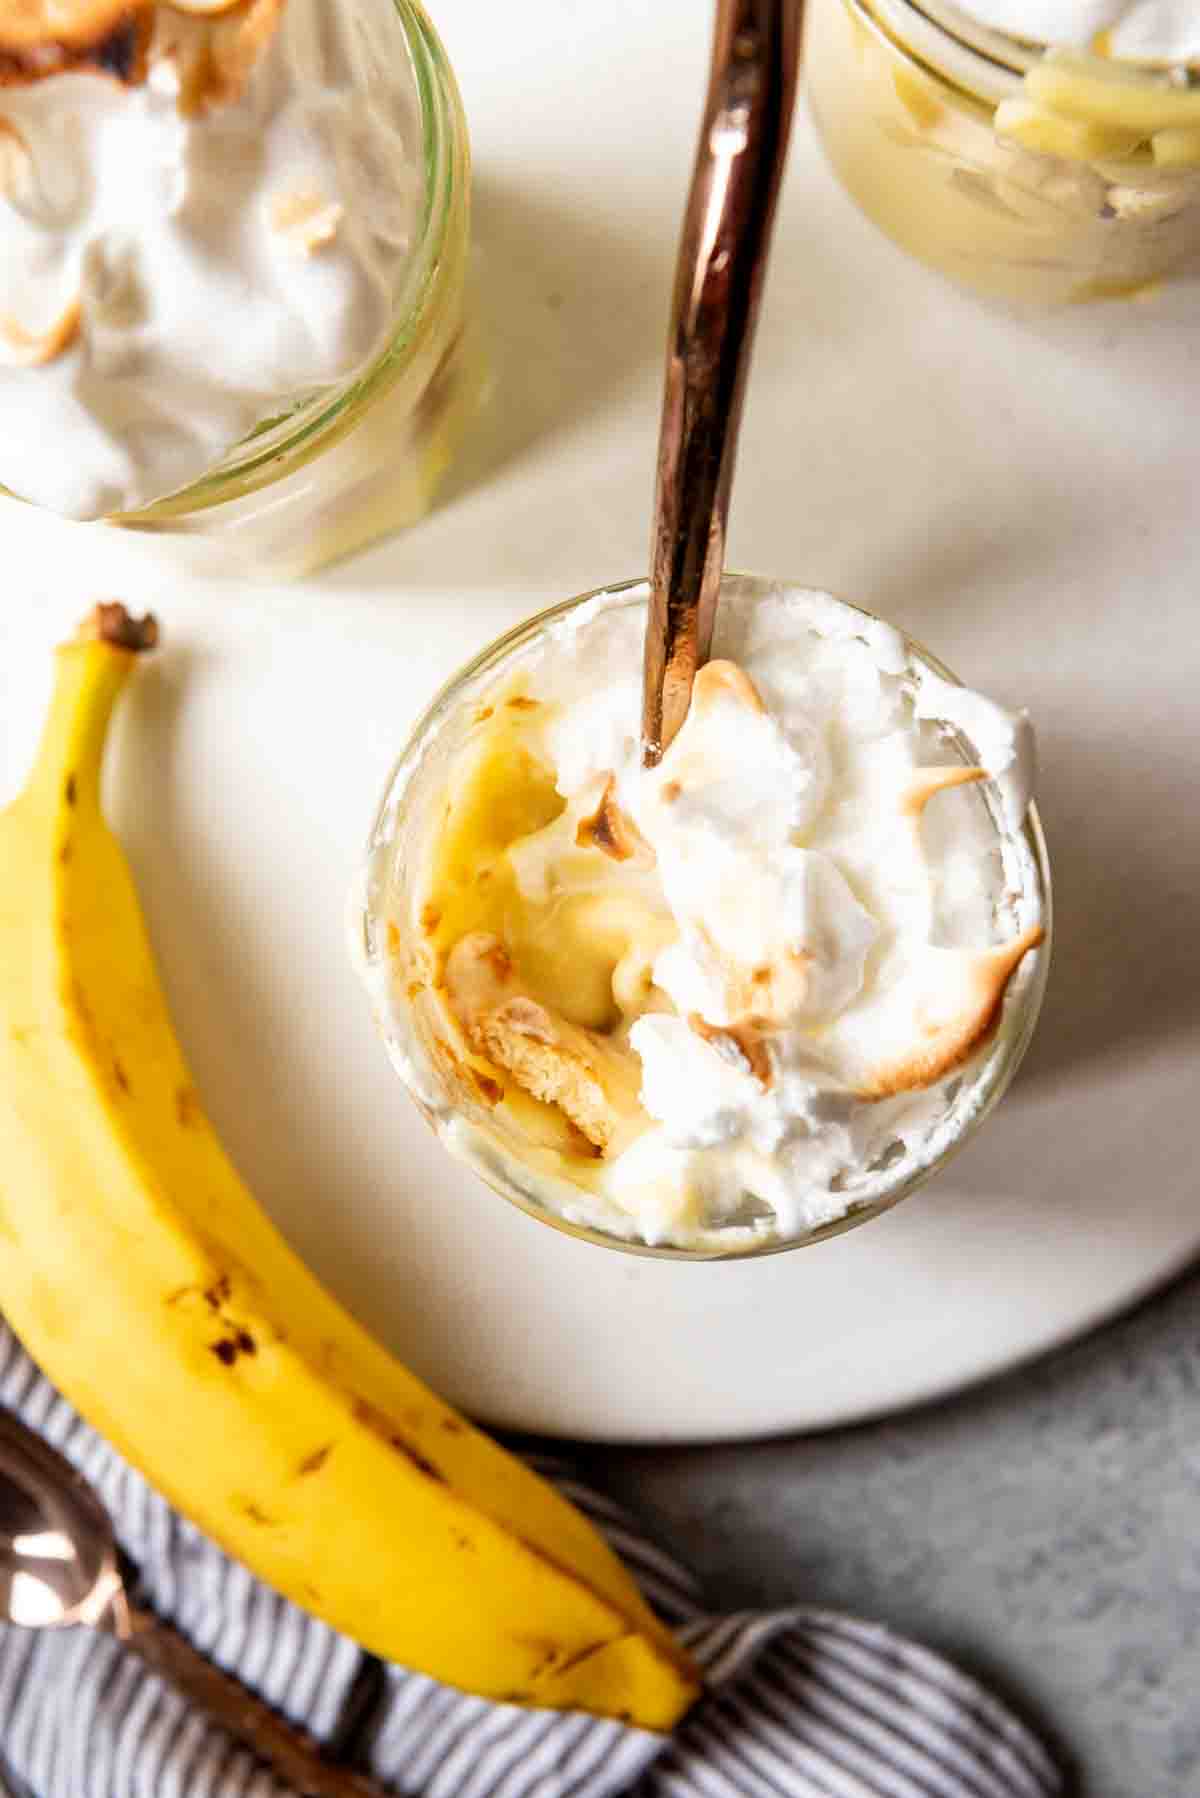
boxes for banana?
[0,606,699,1729]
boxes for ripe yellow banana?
[0,606,699,1729]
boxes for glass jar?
[353,575,1052,1262]
[107,0,473,578]
[806,0,1200,304]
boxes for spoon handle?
[122,1600,386,1798]
[642,0,802,764]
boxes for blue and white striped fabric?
[0,1325,1061,1798]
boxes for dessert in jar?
[355,576,1051,1258]
[0,0,472,575]
[806,0,1200,304]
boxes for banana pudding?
[0,0,471,571]
[358,578,1050,1256]
[807,0,1200,304]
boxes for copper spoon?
[642,0,802,764]
[0,1403,385,1798]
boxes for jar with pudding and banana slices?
[806,0,1200,304]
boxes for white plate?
[1,0,1197,1442]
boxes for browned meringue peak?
[0,0,293,367]
[687,921,815,1032]
[0,0,152,83]
[651,659,769,809]
[687,1013,774,1090]
[0,110,33,199]
[899,763,988,818]
[690,658,768,719]
[845,924,1045,1100]
[443,932,646,1155]
[153,0,283,113]
[641,657,823,1031]
[0,292,80,365]
[269,185,343,254]
[0,0,282,107]
[574,774,655,867]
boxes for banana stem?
[23,607,157,817]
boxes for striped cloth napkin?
[0,1324,1061,1798]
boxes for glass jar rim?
[121,0,467,522]
[358,574,1054,1263]
[855,0,1198,97]
[848,0,1040,101]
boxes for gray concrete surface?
[582,1264,1200,1798]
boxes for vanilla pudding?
[0,0,471,570]
[807,0,1200,304]
[357,579,1050,1256]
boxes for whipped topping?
[946,0,1200,61]
[399,583,1047,1252]
[0,0,420,518]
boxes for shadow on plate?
[321,173,672,591]
[1016,723,1200,1090]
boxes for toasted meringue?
[0,113,34,205]
[687,1013,774,1090]
[575,774,655,867]
[844,925,1046,1099]
[0,0,420,517]
[153,0,284,115]
[269,186,343,253]
[0,293,80,365]
[0,0,286,103]
[409,584,1046,1247]
[0,0,151,85]
[899,763,988,819]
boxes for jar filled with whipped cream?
[354,577,1051,1260]
[0,0,472,576]
[806,0,1200,304]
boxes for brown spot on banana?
[351,1397,446,1483]
[237,1499,277,1527]
[296,1444,333,1477]
[175,1085,201,1127]
[208,1329,255,1365]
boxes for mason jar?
[353,576,1052,1261]
[806,0,1200,305]
[5,0,474,579]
